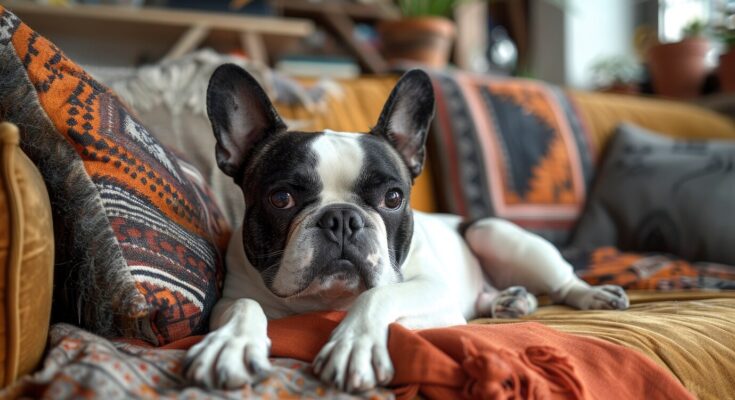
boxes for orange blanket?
[167,311,692,399]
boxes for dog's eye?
[382,189,403,209]
[269,191,295,209]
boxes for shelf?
[3,1,315,64]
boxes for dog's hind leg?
[463,218,629,311]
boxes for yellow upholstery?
[0,122,54,387]
[569,91,735,158]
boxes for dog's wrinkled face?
[207,65,435,307]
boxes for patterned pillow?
[568,123,735,265]
[428,71,593,246]
[0,6,229,345]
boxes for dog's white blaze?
[312,131,365,205]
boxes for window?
[658,0,714,42]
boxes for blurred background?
[4,0,734,100]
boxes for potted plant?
[647,19,710,98]
[378,0,462,68]
[590,55,642,95]
[714,5,735,93]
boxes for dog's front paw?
[184,326,272,389]
[313,316,393,393]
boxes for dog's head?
[207,65,434,307]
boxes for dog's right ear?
[207,64,287,178]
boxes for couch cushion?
[429,71,593,246]
[569,90,735,156]
[0,6,229,345]
[0,122,53,387]
[568,123,735,266]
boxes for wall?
[530,0,635,89]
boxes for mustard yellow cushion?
[0,122,53,387]
[569,91,735,156]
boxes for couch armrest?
[0,122,54,387]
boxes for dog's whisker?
[250,250,286,259]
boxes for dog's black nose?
[317,207,365,242]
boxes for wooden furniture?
[272,0,399,74]
[3,1,315,65]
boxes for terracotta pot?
[718,49,735,93]
[647,38,710,99]
[378,17,456,68]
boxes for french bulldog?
[184,65,629,392]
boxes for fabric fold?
[261,311,692,400]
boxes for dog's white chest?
[405,212,485,319]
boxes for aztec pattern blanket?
[0,324,392,400]
[428,71,593,247]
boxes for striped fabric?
[429,71,594,246]
[0,6,229,345]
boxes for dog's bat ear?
[372,69,435,179]
[207,63,287,179]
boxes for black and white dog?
[184,65,629,392]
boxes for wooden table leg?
[240,31,269,65]
[164,23,210,61]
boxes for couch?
[2,14,735,398]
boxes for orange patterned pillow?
[0,6,229,344]
[429,71,593,246]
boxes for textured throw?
[1,313,695,400]
[0,6,229,344]
[181,311,692,400]
[0,323,391,399]
[429,71,593,246]
[568,246,735,290]
[86,49,339,118]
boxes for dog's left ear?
[372,69,435,180]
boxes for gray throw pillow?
[568,123,735,265]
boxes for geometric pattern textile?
[0,6,229,345]
[429,71,593,246]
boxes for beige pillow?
[0,122,54,387]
